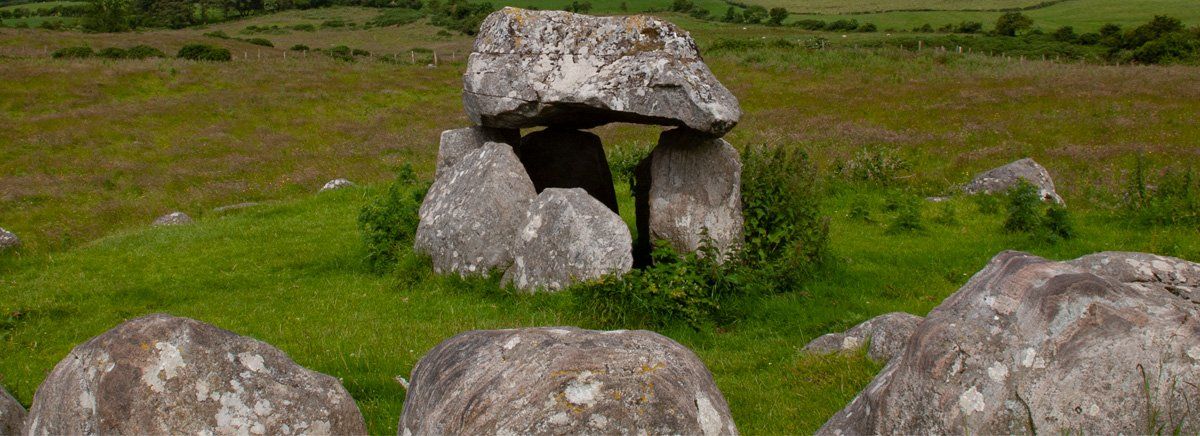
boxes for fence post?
[411,50,415,64]
[434,51,438,66]
[918,40,923,50]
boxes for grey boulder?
[399,327,737,436]
[152,212,193,226]
[436,126,520,178]
[819,251,1200,435]
[414,142,537,276]
[636,128,743,259]
[319,178,355,192]
[24,313,366,436]
[1,385,24,436]
[518,127,619,213]
[804,312,923,362]
[463,8,741,137]
[503,188,632,292]
[0,228,19,251]
[962,158,1063,204]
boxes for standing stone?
[0,385,25,436]
[152,212,192,227]
[0,228,19,252]
[503,188,632,292]
[636,128,743,260]
[399,327,738,436]
[818,251,1200,435]
[320,178,355,192]
[24,313,366,436]
[463,8,742,137]
[518,127,619,213]
[437,126,521,177]
[962,158,1064,204]
[415,142,537,276]
[804,312,923,362]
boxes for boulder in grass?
[399,327,738,435]
[0,228,19,251]
[436,126,520,178]
[152,212,193,227]
[804,312,923,362]
[320,178,355,192]
[24,313,366,436]
[1,385,25,436]
[962,158,1063,204]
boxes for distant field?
[751,0,1047,14]
[0,0,82,10]
[785,0,1200,31]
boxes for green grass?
[786,0,1200,32]
[0,0,83,11]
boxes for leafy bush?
[125,45,166,58]
[995,12,1033,36]
[358,165,430,273]
[321,19,347,28]
[96,47,127,59]
[1003,180,1042,232]
[793,19,825,30]
[203,30,230,39]
[886,195,923,234]
[858,23,877,33]
[177,44,231,61]
[325,45,354,61]
[291,23,316,32]
[826,19,859,32]
[956,21,983,34]
[351,48,370,56]
[244,37,273,47]
[606,143,651,188]
[52,46,93,58]
[290,44,310,51]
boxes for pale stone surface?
[319,178,355,192]
[436,126,521,178]
[0,385,25,436]
[962,158,1063,204]
[518,127,619,213]
[152,212,192,227]
[463,8,741,137]
[636,128,743,259]
[399,327,738,435]
[414,142,537,276]
[24,313,366,436]
[819,251,1200,435]
[503,188,632,292]
[804,312,923,362]
[0,228,19,251]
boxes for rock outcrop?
[819,251,1200,435]
[399,327,737,435]
[24,313,366,436]
[962,158,1063,204]
[637,128,743,258]
[503,188,632,292]
[414,142,536,276]
[0,228,19,251]
[436,126,521,177]
[320,178,355,192]
[0,386,25,436]
[804,312,923,362]
[152,212,192,226]
[518,127,619,213]
[463,8,741,137]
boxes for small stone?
[962,158,1063,204]
[517,127,619,213]
[320,178,356,192]
[0,227,20,251]
[1,385,25,436]
[437,126,521,178]
[212,202,261,214]
[804,312,923,362]
[152,212,193,227]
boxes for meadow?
[2,6,1200,435]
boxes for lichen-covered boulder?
[503,188,632,292]
[819,251,1200,435]
[962,158,1063,204]
[518,127,619,213]
[319,178,355,192]
[463,8,741,137]
[399,327,737,435]
[24,313,366,436]
[152,212,193,227]
[804,312,923,362]
[414,142,536,276]
[1,385,25,436]
[436,126,520,177]
[0,228,19,252]
[636,128,743,260]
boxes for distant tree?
[1052,25,1076,42]
[741,5,766,24]
[722,6,738,23]
[1124,15,1184,48]
[994,12,1032,36]
[669,0,693,12]
[766,7,787,26]
[858,22,876,32]
[913,23,932,32]
[82,0,132,32]
[955,21,982,33]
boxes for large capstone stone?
[818,251,1200,435]
[962,158,1063,204]
[1,385,25,436]
[463,8,741,137]
[503,188,632,292]
[415,142,537,276]
[518,127,619,213]
[636,128,743,260]
[804,312,923,362]
[399,327,738,435]
[436,126,521,178]
[0,228,19,252]
[24,313,366,436]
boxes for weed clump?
[837,148,910,185]
[1004,180,1075,241]
[125,45,166,59]
[244,37,273,47]
[886,195,924,234]
[358,165,429,273]
[1124,157,1200,226]
[177,44,231,61]
[52,46,94,59]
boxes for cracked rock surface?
[24,313,365,436]
[463,7,741,136]
[399,327,738,436]
[436,126,520,178]
[819,251,1200,435]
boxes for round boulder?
[152,212,193,227]
[24,313,366,436]
[399,327,738,435]
[819,251,1200,435]
[1,385,25,436]
[962,158,1063,204]
[0,228,19,251]
[319,179,355,192]
[503,188,632,292]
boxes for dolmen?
[416,8,744,292]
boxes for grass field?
[786,0,1200,31]
[2,9,1200,435]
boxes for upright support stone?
[0,385,25,436]
[436,126,520,178]
[517,127,619,214]
[636,128,743,261]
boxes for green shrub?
[326,45,354,61]
[932,201,958,225]
[886,195,923,234]
[793,19,825,30]
[290,44,310,51]
[321,19,346,28]
[848,199,872,222]
[1044,204,1073,239]
[290,23,316,32]
[351,48,370,56]
[203,30,230,39]
[244,37,273,47]
[606,143,651,188]
[125,45,166,59]
[739,145,829,280]
[358,164,429,273]
[177,44,231,61]
[1124,157,1200,226]
[52,46,93,59]
[837,148,910,185]
[973,193,1002,215]
[96,47,127,59]
[1003,180,1042,232]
